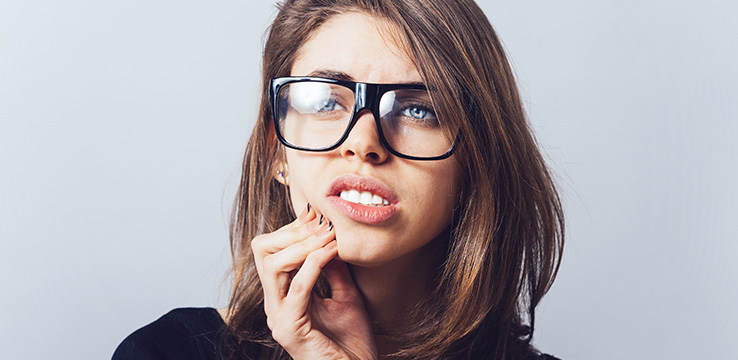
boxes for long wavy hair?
[221,0,564,359]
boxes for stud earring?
[276,170,285,178]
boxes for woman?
[114,0,564,359]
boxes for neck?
[347,234,446,356]
[350,257,431,328]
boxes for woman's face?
[281,12,461,268]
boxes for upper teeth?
[339,189,390,206]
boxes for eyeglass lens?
[276,81,452,158]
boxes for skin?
[249,12,461,359]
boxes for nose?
[339,110,389,164]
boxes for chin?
[335,234,427,271]
[333,235,392,268]
[334,241,379,268]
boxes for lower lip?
[327,196,399,224]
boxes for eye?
[314,95,349,113]
[317,98,339,112]
[289,82,350,115]
[397,103,439,127]
[402,106,429,119]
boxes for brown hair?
[222,0,564,359]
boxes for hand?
[251,204,378,360]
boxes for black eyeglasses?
[270,76,456,161]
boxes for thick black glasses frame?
[270,76,456,161]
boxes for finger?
[251,210,322,263]
[281,240,338,318]
[284,203,327,231]
[261,221,334,277]
[260,222,334,312]
[322,259,363,302]
[255,205,332,258]
[253,210,322,320]
[288,202,317,228]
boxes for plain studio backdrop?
[1,1,736,359]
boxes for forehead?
[291,12,422,84]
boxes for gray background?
[1,0,736,359]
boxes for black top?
[113,307,562,360]
[113,307,225,360]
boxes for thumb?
[322,259,362,302]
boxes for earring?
[276,170,285,178]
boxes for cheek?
[419,176,458,228]
[419,163,461,210]
[432,168,461,228]
[404,164,460,233]
[284,152,322,211]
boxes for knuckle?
[288,279,308,295]
[261,254,277,271]
[295,220,319,239]
[304,249,322,265]
[286,228,307,246]
[270,325,291,346]
[297,239,311,253]
[295,224,312,238]
[250,235,265,252]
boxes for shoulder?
[112,307,225,360]
[541,354,563,360]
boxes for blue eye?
[315,97,347,113]
[403,106,428,119]
[317,99,335,111]
[397,104,438,127]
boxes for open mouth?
[339,189,391,206]
[327,174,399,224]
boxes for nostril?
[341,147,383,163]
[365,152,380,162]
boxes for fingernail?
[319,214,324,224]
[298,202,312,223]
[320,221,333,234]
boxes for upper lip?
[327,174,399,204]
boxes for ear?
[273,162,289,186]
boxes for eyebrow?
[306,69,354,81]
[305,69,425,86]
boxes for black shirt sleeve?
[542,354,562,360]
[112,308,225,360]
